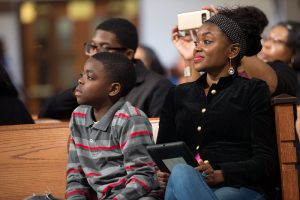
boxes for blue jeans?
[165,164,266,200]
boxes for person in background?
[259,21,300,133]
[0,63,34,125]
[239,20,298,97]
[66,52,160,200]
[39,18,173,120]
[157,6,278,200]
[259,21,300,70]
[168,56,187,85]
[135,44,167,76]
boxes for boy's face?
[74,58,111,107]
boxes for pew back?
[0,122,69,200]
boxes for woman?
[156,6,278,200]
[259,21,300,137]
[260,21,300,70]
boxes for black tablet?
[146,141,199,173]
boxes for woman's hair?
[138,44,166,75]
[207,6,265,66]
[0,63,18,96]
[277,21,300,70]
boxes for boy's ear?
[228,43,240,59]
[124,49,135,60]
[108,82,121,97]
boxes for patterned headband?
[206,14,247,57]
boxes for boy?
[66,52,160,200]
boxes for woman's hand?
[195,160,224,186]
[201,5,219,14]
[157,171,170,189]
[195,160,214,185]
[172,26,195,61]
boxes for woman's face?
[260,25,294,64]
[193,23,232,73]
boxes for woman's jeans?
[165,164,266,200]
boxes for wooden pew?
[272,94,299,200]
[0,122,69,200]
[0,102,298,200]
[0,118,158,200]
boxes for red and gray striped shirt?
[66,98,160,200]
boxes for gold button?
[196,145,200,150]
[197,126,202,132]
[211,89,217,94]
[201,108,206,113]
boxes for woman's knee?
[169,164,197,184]
[171,164,193,175]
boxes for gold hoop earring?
[228,57,235,75]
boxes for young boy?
[66,52,160,200]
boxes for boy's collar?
[85,98,125,131]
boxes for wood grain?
[0,123,69,200]
[273,95,299,200]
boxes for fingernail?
[201,172,207,177]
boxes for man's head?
[75,52,136,107]
[84,18,138,60]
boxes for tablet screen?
[162,157,187,172]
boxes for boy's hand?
[157,171,170,189]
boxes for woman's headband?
[206,14,247,57]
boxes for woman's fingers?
[201,5,219,14]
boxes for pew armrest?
[271,94,299,200]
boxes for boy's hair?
[92,52,136,97]
[96,18,138,52]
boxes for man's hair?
[91,52,136,97]
[96,18,138,52]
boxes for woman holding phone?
[156,6,278,200]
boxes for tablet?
[146,141,199,173]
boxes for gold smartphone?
[178,10,211,31]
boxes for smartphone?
[178,10,211,31]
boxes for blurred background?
[0,0,299,115]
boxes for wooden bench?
[0,100,299,199]
[0,122,70,200]
[0,118,159,199]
